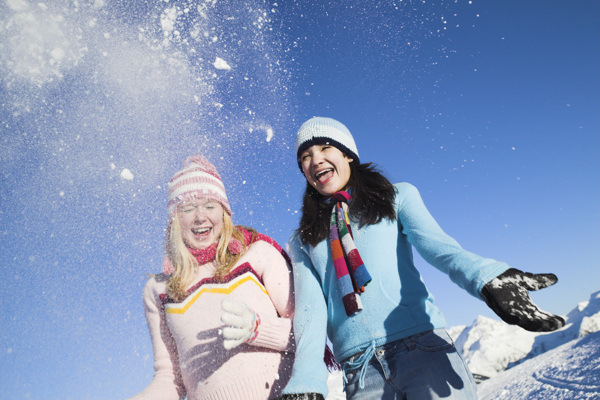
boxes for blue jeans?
[342,329,478,400]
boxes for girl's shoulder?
[235,240,290,281]
[284,232,312,260]
[243,234,290,267]
[143,273,169,297]
[392,182,421,202]
[246,239,280,257]
[247,239,288,262]
[236,227,286,256]
[393,181,418,193]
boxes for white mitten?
[220,298,260,350]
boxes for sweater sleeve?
[396,182,510,299]
[249,241,295,352]
[126,278,185,400]
[282,235,330,397]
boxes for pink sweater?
[128,240,295,400]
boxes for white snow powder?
[7,0,29,12]
[161,7,178,35]
[50,48,65,61]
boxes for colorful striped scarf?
[328,190,372,316]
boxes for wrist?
[247,312,261,343]
[248,315,293,351]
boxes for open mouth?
[191,227,210,236]
[314,168,334,182]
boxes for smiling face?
[300,144,353,197]
[176,198,224,250]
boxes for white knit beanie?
[167,154,232,218]
[294,117,360,167]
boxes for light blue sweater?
[283,182,510,396]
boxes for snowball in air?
[213,57,231,71]
[120,168,134,180]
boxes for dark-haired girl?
[281,117,564,400]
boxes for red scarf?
[187,242,218,265]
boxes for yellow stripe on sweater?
[165,274,268,314]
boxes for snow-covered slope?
[453,315,538,379]
[477,331,600,400]
[451,291,600,381]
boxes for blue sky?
[0,0,598,398]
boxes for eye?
[204,201,220,210]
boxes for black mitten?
[279,394,325,400]
[481,268,565,332]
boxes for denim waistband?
[340,330,442,389]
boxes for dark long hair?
[297,162,397,246]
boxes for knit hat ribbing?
[294,117,360,167]
[167,154,232,218]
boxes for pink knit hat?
[167,154,232,218]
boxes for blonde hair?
[165,210,255,301]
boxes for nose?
[311,149,325,166]
[192,208,207,222]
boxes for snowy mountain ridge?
[449,290,600,381]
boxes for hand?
[278,394,325,400]
[220,298,260,350]
[481,268,565,332]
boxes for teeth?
[315,168,333,178]
[192,228,210,234]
